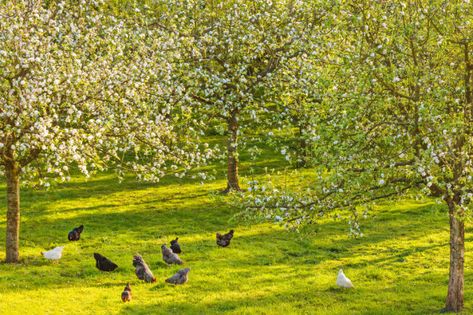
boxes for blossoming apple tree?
[0,1,212,263]
[159,0,329,192]
[236,1,473,312]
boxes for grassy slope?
[0,158,472,314]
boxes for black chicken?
[121,283,132,302]
[93,253,118,271]
[133,254,156,283]
[216,229,234,247]
[170,237,181,254]
[68,224,84,241]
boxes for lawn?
[0,165,471,314]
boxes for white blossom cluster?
[0,0,217,186]
[165,0,324,161]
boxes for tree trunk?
[444,202,464,312]
[5,161,20,263]
[224,111,241,192]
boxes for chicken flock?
[41,226,240,302]
[41,226,353,303]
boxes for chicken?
[133,254,156,283]
[94,253,118,271]
[216,229,234,247]
[41,246,64,260]
[121,283,132,302]
[170,237,181,254]
[336,269,354,288]
[161,244,183,265]
[68,224,84,241]
[165,268,190,285]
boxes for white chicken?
[41,246,64,260]
[336,269,354,288]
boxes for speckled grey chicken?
[216,229,234,247]
[161,244,183,265]
[133,254,156,283]
[170,237,181,254]
[165,268,190,285]
[121,283,132,302]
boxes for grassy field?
[0,160,472,314]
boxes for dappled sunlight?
[0,174,471,314]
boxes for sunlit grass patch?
[0,173,470,314]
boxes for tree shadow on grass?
[0,173,216,212]
[0,200,448,267]
[0,210,449,292]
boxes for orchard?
[0,1,471,314]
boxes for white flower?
[393,76,401,83]
[378,179,385,185]
[275,215,283,222]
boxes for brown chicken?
[216,229,234,247]
[121,283,132,302]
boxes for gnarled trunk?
[5,161,20,263]
[224,110,241,192]
[445,202,464,312]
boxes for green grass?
[0,166,472,314]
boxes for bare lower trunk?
[224,111,241,192]
[5,161,20,263]
[444,202,464,312]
